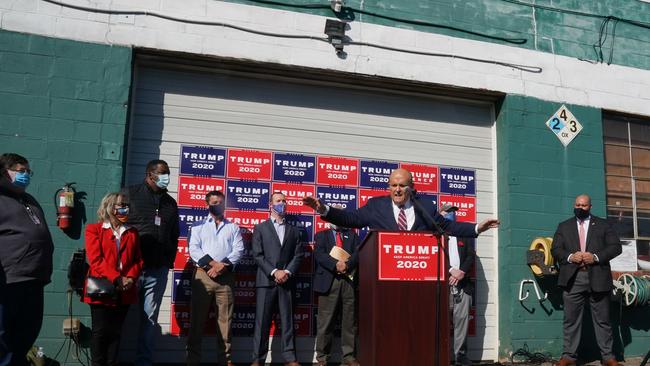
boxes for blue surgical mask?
[155,174,170,189]
[443,211,456,222]
[9,170,30,189]
[209,203,225,217]
[272,203,286,215]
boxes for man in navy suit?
[313,212,361,366]
[250,192,303,366]
[551,194,621,366]
[303,168,499,236]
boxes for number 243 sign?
[546,104,583,147]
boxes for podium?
[358,231,449,366]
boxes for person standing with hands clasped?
[551,194,622,366]
[313,211,361,366]
[186,191,244,366]
[250,192,303,366]
[83,192,142,366]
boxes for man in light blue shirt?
[186,191,244,366]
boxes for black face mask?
[574,207,590,220]
[209,203,225,217]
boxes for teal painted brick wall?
[0,29,132,361]
[224,0,650,71]
[496,96,650,360]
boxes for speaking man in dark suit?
[440,204,476,366]
[313,214,361,366]
[551,194,622,366]
[251,192,303,366]
[303,168,499,236]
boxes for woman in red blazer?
[83,192,142,366]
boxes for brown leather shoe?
[317,361,327,366]
[344,360,361,366]
[250,362,262,366]
[554,358,576,366]
[226,362,235,366]
[603,359,620,366]
[285,362,300,366]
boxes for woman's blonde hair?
[97,192,128,223]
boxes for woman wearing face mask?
[83,192,143,366]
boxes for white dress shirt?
[189,216,244,266]
[391,200,415,230]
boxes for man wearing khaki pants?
[187,191,244,366]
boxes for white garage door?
[122,62,498,363]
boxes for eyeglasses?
[9,168,34,177]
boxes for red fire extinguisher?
[55,183,75,230]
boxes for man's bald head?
[388,168,414,206]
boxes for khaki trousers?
[186,268,234,366]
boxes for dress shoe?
[317,361,327,366]
[554,358,576,366]
[343,360,361,366]
[226,362,235,366]
[250,362,262,366]
[285,362,300,366]
[603,359,620,366]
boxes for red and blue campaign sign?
[299,244,314,273]
[179,145,226,177]
[285,214,314,243]
[224,210,269,231]
[177,176,225,207]
[234,250,257,273]
[400,163,438,193]
[377,232,445,281]
[234,272,256,305]
[271,306,312,337]
[226,180,270,211]
[316,186,357,211]
[295,275,313,305]
[227,149,273,180]
[316,156,359,186]
[178,207,209,238]
[359,160,398,189]
[174,239,191,271]
[273,153,316,183]
[417,193,438,211]
[358,188,387,208]
[172,270,193,304]
[232,304,256,337]
[440,167,476,195]
[439,194,476,223]
[314,216,333,234]
[271,182,315,214]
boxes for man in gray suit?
[250,192,303,366]
[551,194,622,366]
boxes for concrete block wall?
[1,0,649,117]
[0,29,132,357]
[496,95,650,360]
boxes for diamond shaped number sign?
[546,105,583,147]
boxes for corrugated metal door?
[122,65,498,363]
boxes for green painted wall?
[225,0,650,71]
[495,96,650,360]
[0,29,132,360]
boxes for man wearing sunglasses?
[0,153,54,366]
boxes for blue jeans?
[135,266,169,366]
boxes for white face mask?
[155,174,170,189]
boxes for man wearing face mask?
[313,214,361,366]
[186,191,244,366]
[439,204,475,366]
[122,159,179,366]
[250,192,303,366]
[551,194,622,366]
[0,153,54,366]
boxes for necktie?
[335,232,343,248]
[398,207,407,231]
[579,220,586,252]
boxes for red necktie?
[579,221,586,252]
[398,207,407,231]
[335,232,343,247]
